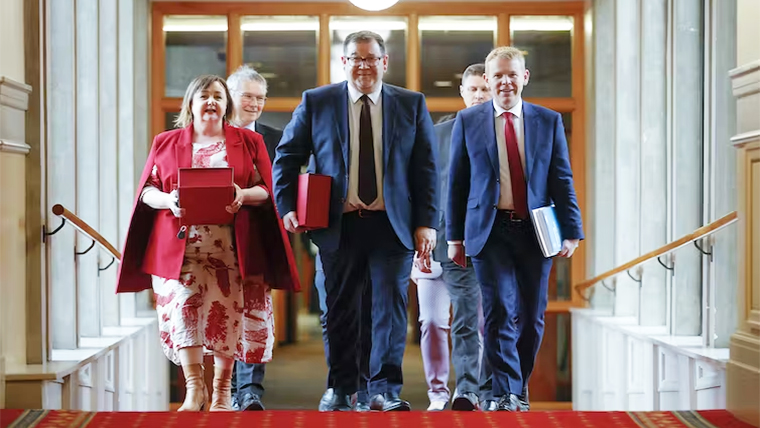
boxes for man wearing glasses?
[273,31,439,411]
[226,65,282,411]
[228,65,280,163]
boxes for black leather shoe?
[451,392,479,411]
[369,393,411,411]
[353,400,371,412]
[239,392,264,411]
[322,391,352,412]
[517,386,530,411]
[318,388,337,411]
[496,394,520,411]
[480,399,498,411]
[369,393,385,411]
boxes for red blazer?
[116,124,301,293]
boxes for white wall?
[0,0,28,410]
[0,0,25,82]
[573,309,728,411]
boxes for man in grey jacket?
[433,63,496,411]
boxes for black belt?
[497,209,528,223]
[346,208,385,218]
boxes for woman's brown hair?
[174,74,235,128]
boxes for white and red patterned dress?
[146,140,274,365]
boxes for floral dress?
[146,140,274,365]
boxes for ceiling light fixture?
[348,0,400,12]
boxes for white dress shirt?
[448,99,528,246]
[345,83,385,212]
[493,99,527,210]
[244,121,256,132]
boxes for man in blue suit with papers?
[273,31,439,412]
[446,46,583,411]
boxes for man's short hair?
[343,31,386,56]
[461,63,486,86]
[484,46,526,73]
[227,64,268,93]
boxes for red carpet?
[0,409,755,428]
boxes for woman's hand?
[166,189,185,218]
[226,183,245,214]
[142,187,185,217]
[226,184,270,214]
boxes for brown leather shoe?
[210,366,234,411]
[178,363,208,411]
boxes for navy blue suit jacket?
[446,101,583,257]
[433,119,454,263]
[272,82,439,253]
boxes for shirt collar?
[243,121,256,132]
[493,99,523,119]
[348,82,383,105]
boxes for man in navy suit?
[227,64,283,412]
[447,46,583,411]
[273,31,439,412]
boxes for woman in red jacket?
[116,75,300,412]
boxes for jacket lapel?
[174,125,194,172]
[224,123,247,185]
[522,102,540,182]
[334,82,350,172]
[481,103,500,176]
[381,85,397,170]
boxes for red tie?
[503,112,528,218]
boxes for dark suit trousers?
[471,212,552,398]
[314,252,372,401]
[319,211,413,398]
[232,362,265,399]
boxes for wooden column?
[726,1,760,424]
[406,14,420,92]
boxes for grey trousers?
[441,259,493,400]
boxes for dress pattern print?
[147,140,274,365]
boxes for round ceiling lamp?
[349,0,400,12]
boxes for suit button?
[493,205,497,210]
[496,178,500,183]
[340,198,346,204]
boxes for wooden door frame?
[150,1,587,405]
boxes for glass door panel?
[510,16,573,98]
[164,15,227,97]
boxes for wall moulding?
[0,77,32,111]
[729,60,760,100]
[0,139,31,155]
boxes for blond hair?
[484,46,526,73]
[174,74,234,128]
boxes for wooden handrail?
[574,211,738,295]
[51,204,121,261]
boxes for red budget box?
[297,173,331,230]
[178,167,235,226]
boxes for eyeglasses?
[237,92,267,104]
[346,56,383,67]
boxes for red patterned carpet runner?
[0,409,755,428]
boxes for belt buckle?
[357,208,368,218]
[508,210,523,222]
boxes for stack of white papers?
[530,205,563,258]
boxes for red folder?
[178,167,235,226]
[297,173,331,230]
